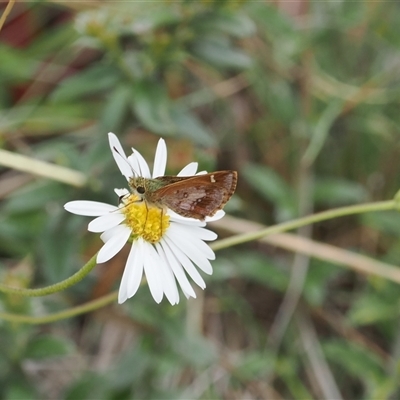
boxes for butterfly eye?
[137,186,145,194]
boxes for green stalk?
[0,291,117,324]
[0,253,97,297]
[211,200,396,251]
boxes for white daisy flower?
[64,133,226,305]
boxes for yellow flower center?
[121,194,170,244]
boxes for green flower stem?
[0,291,118,324]
[0,253,98,297]
[211,200,396,252]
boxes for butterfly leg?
[141,201,149,236]
[160,206,164,239]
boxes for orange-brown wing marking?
[153,171,237,220]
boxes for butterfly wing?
[151,171,237,220]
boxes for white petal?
[166,227,214,274]
[100,224,125,243]
[171,222,217,241]
[155,243,180,305]
[118,242,143,303]
[163,236,205,289]
[142,241,164,303]
[128,240,145,300]
[159,240,196,298]
[88,212,125,233]
[188,251,213,275]
[181,289,192,299]
[168,210,206,226]
[114,188,129,197]
[127,153,140,177]
[168,224,215,260]
[206,210,225,222]
[128,149,151,178]
[64,201,117,216]
[118,244,135,304]
[152,138,167,178]
[178,162,198,177]
[97,225,131,263]
[100,223,131,242]
[108,132,133,179]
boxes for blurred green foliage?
[1,0,400,398]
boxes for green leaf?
[348,293,399,325]
[314,178,368,206]
[247,70,297,123]
[0,103,96,133]
[25,335,74,359]
[5,384,38,400]
[131,80,175,134]
[64,373,109,400]
[131,81,215,146]
[51,65,121,103]
[194,10,256,38]
[109,347,152,390]
[100,85,131,132]
[167,332,217,367]
[170,106,215,147]
[130,5,181,32]
[0,211,46,256]
[0,44,38,82]
[304,260,341,306]
[191,36,252,70]
[282,374,314,400]
[247,3,294,36]
[26,24,77,59]
[323,339,384,381]
[38,211,87,283]
[242,163,295,220]
[235,351,274,380]
[4,181,68,214]
[231,251,289,291]
[362,211,400,236]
